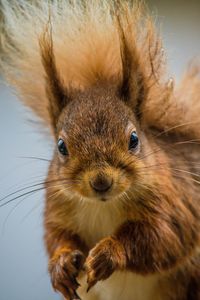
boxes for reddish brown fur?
[1,1,200,300]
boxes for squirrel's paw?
[85,237,126,292]
[49,249,85,300]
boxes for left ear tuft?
[39,17,71,133]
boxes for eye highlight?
[129,131,139,150]
[58,138,68,156]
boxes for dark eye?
[129,131,139,150]
[58,138,68,156]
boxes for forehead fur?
[57,86,134,156]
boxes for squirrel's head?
[54,85,152,202]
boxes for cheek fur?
[56,152,146,200]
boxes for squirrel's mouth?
[99,197,107,202]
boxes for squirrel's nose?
[90,175,113,193]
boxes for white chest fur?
[97,272,160,300]
[68,199,161,300]
[78,271,161,300]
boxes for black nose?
[90,175,113,193]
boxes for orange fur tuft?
[0,0,166,131]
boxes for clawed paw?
[85,237,121,291]
[49,249,85,300]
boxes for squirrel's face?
[54,87,149,202]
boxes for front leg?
[86,217,198,290]
[45,224,87,300]
[116,219,198,274]
[86,236,126,290]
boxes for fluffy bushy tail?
[144,63,200,139]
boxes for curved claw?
[86,279,97,293]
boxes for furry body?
[45,135,200,300]
[1,1,200,299]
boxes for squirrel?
[1,0,200,299]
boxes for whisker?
[0,187,45,208]
[140,161,200,169]
[165,168,200,178]
[0,180,78,208]
[174,139,200,145]
[138,147,163,161]
[18,156,51,162]
[166,171,200,186]
[1,190,40,234]
[155,121,200,137]
[139,164,200,180]
[47,187,71,200]
[0,177,80,203]
[20,198,43,224]
[138,169,200,187]
[136,137,200,164]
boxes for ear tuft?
[115,2,165,123]
[39,17,70,132]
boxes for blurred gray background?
[0,1,200,300]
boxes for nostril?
[90,176,113,193]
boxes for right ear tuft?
[114,2,165,125]
[115,3,147,122]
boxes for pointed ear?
[39,21,71,133]
[116,14,147,122]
